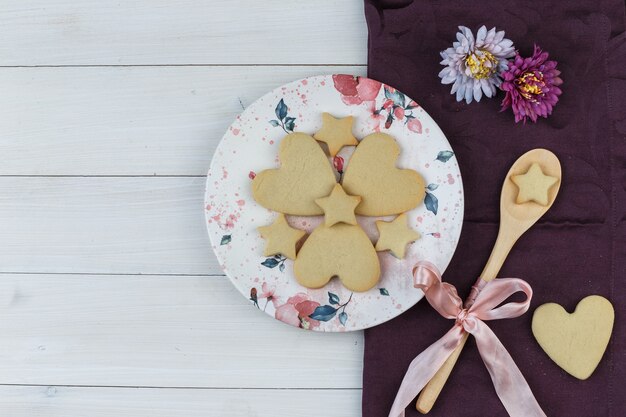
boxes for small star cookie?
[315,184,361,227]
[375,214,420,258]
[511,162,558,206]
[313,113,358,156]
[258,214,306,260]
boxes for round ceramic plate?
[205,74,463,332]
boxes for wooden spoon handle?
[479,221,524,283]
[416,334,469,414]
[415,229,520,414]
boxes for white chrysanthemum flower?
[439,25,515,104]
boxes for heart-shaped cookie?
[252,133,337,215]
[342,133,425,216]
[532,295,614,380]
[294,223,380,292]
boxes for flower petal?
[465,84,474,103]
[481,79,493,97]
[476,25,487,46]
[456,83,466,102]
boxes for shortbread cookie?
[375,214,420,258]
[315,183,361,227]
[257,213,306,260]
[532,295,614,380]
[342,133,425,216]
[313,113,358,156]
[510,162,559,206]
[252,133,337,215]
[294,223,380,292]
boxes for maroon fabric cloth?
[362,1,626,416]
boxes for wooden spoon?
[415,148,561,414]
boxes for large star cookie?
[313,113,358,156]
[257,214,306,260]
[511,162,558,206]
[315,184,361,227]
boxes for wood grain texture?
[0,273,363,388]
[0,66,365,175]
[0,177,216,275]
[0,0,367,66]
[2,1,370,414]
[1,386,361,417]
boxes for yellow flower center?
[515,71,545,102]
[465,50,498,79]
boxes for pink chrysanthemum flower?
[500,45,563,123]
[439,25,515,104]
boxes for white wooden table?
[0,2,368,415]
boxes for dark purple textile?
[362,1,626,416]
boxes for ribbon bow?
[388,261,546,417]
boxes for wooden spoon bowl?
[481,148,561,280]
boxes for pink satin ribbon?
[388,261,546,417]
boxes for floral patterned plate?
[205,74,463,332]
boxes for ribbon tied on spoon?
[388,261,546,417]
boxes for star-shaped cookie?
[511,162,558,206]
[258,214,306,260]
[375,214,420,258]
[313,113,358,156]
[315,184,361,227]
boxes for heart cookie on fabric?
[531,295,614,380]
[342,133,425,216]
[251,133,337,215]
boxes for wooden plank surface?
[1,386,361,417]
[0,177,216,275]
[0,0,367,66]
[0,66,365,175]
[0,274,363,388]
[1,1,371,415]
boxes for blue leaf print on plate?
[425,191,439,215]
[309,305,338,322]
[384,87,406,107]
[284,117,296,132]
[261,258,279,268]
[328,292,340,305]
[436,150,455,163]
[269,99,296,133]
[275,98,288,120]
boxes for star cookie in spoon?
[511,162,558,206]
